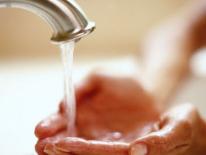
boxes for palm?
[35,75,206,155]
[75,75,160,142]
[35,74,160,155]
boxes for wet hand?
[35,74,206,155]
[130,104,206,155]
[35,74,160,155]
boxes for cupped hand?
[130,104,206,155]
[35,74,206,155]
[35,74,160,155]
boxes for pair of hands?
[35,74,206,155]
[35,1,206,154]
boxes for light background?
[1,0,206,155]
[0,0,188,61]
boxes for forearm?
[142,0,206,106]
[142,21,194,106]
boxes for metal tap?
[0,0,95,43]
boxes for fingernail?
[44,143,68,155]
[44,143,55,155]
[130,144,147,155]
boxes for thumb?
[130,109,193,155]
[75,73,103,103]
[35,102,69,139]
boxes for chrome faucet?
[0,0,95,43]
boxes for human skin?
[35,74,206,155]
[35,74,161,155]
[142,0,206,104]
[35,0,206,154]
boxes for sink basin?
[0,57,137,155]
[0,56,205,154]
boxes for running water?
[60,41,76,135]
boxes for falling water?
[60,41,76,135]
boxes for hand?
[130,104,206,155]
[49,104,206,155]
[35,74,160,155]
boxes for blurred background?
[0,0,189,61]
[1,0,206,155]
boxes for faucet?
[0,0,95,43]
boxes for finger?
[35,112,67,139]
[76,73,105,103]
[35,74,105,140]
[130,121,192,155]
[36,138,54,155]
[130,104,195,155]
[53,137,129,155]
[44,143,70,155]
[36,131,68,155]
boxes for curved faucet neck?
[0,0,95,43]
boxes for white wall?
[0,0,188,61]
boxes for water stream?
[60,41,76,135]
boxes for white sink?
[0,57,137,155]
[0,57,205,155]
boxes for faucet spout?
[0,0,95,43]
